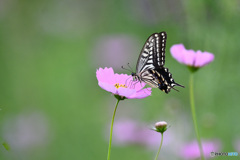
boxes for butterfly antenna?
[127,63,134,72]
[125,76,133,88]
[121,66,132,72]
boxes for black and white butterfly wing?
[136,32,167,73]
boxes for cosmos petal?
[194,51,215,67]
[98,82,117,94]
[127,88,152,99]
[170,44,186,64]
[96,67,115,84]
[117,87,136,98]
[170,44,214,68]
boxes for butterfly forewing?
[136,35,154,73]
[152,32,167,68]
[136,32,167,73]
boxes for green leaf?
[2,142,10,151]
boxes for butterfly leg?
[125,76,134,88]
[136,81,152,96]
[131,80,141,89]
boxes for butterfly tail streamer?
[174,83,185,88]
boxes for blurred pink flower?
[96,67,151,99]
[91,35,139,69]
[180,140,221,159]
[2,111,49,151]
[112,120,139,145]
[233,139,240,152]
[112,120,161,147]
[137,127,162,148]
[170,44,214,68]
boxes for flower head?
[180,140,221,159]
[170,44,214,72]
[96,67,151,99]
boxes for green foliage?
[0,0,239,160]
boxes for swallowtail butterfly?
[131,31,184,93]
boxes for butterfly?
[131,31,184,93]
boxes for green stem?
[154,133,163,160]
[107,99,120,160]
[189,74,205,160]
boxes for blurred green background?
[0,0,240,160]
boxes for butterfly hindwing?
[139,70,159,88]
[150,67,184,93]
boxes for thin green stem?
[107,99,120,160]
[154,133,163,160]
[189,74,205,160]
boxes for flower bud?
[154,121,168,133]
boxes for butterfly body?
[132,31,184,94]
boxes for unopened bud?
[154,121,168,133]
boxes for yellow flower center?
[114,83,127,89]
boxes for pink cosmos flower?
[180,140,222,159]
[96,67,151,99]
[170,44,214,68]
